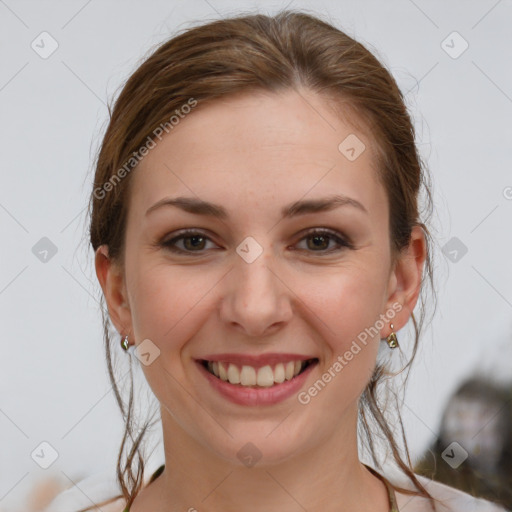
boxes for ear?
[95,245,133,339]
[381,225,427,337]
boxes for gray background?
[1,0,512,510]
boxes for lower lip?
[196,360,317,406]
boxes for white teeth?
[240,365,257,386]
[206,359,311,387]
[218,362,228,381]
[256,365,274,387]
[227,363,240,384]
[274,363,285,383]
[285,361,295,380]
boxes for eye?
[294,228,353,254]
[160,229,218,254]
[159,228,353,255]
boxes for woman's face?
[98,89,422,465]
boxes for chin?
[204,421,316,469]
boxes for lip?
[195,358,318,406]
[198,352,315,369]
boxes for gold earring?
[121,334,129,351]
[386,324,398,349]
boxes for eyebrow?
[145,194,368,219]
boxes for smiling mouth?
[199,358,318,388]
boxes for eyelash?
[159,228,354,255]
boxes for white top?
[384,467,508,512]
[43,464,508,512]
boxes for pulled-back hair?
[86,9,436,510]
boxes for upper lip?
[197,353,318,369]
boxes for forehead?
[130,89,386,218]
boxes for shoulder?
[380,467,508,512]
[42,470,127,512]
[95,497,127,512]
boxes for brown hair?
[85,9,436,510]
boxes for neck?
[136,402,389,512]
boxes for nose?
[219,246,293,338]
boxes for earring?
[386,324,399,349]
[121,334,129,351]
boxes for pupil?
[185,235,204,250]
[309,235,327,250]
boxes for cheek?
[312,263,388,343]
[125,261,210,406]
[305,263,388,395]
[126,259,203,348]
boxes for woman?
[45,10,506,512]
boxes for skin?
[96,88,426,512]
